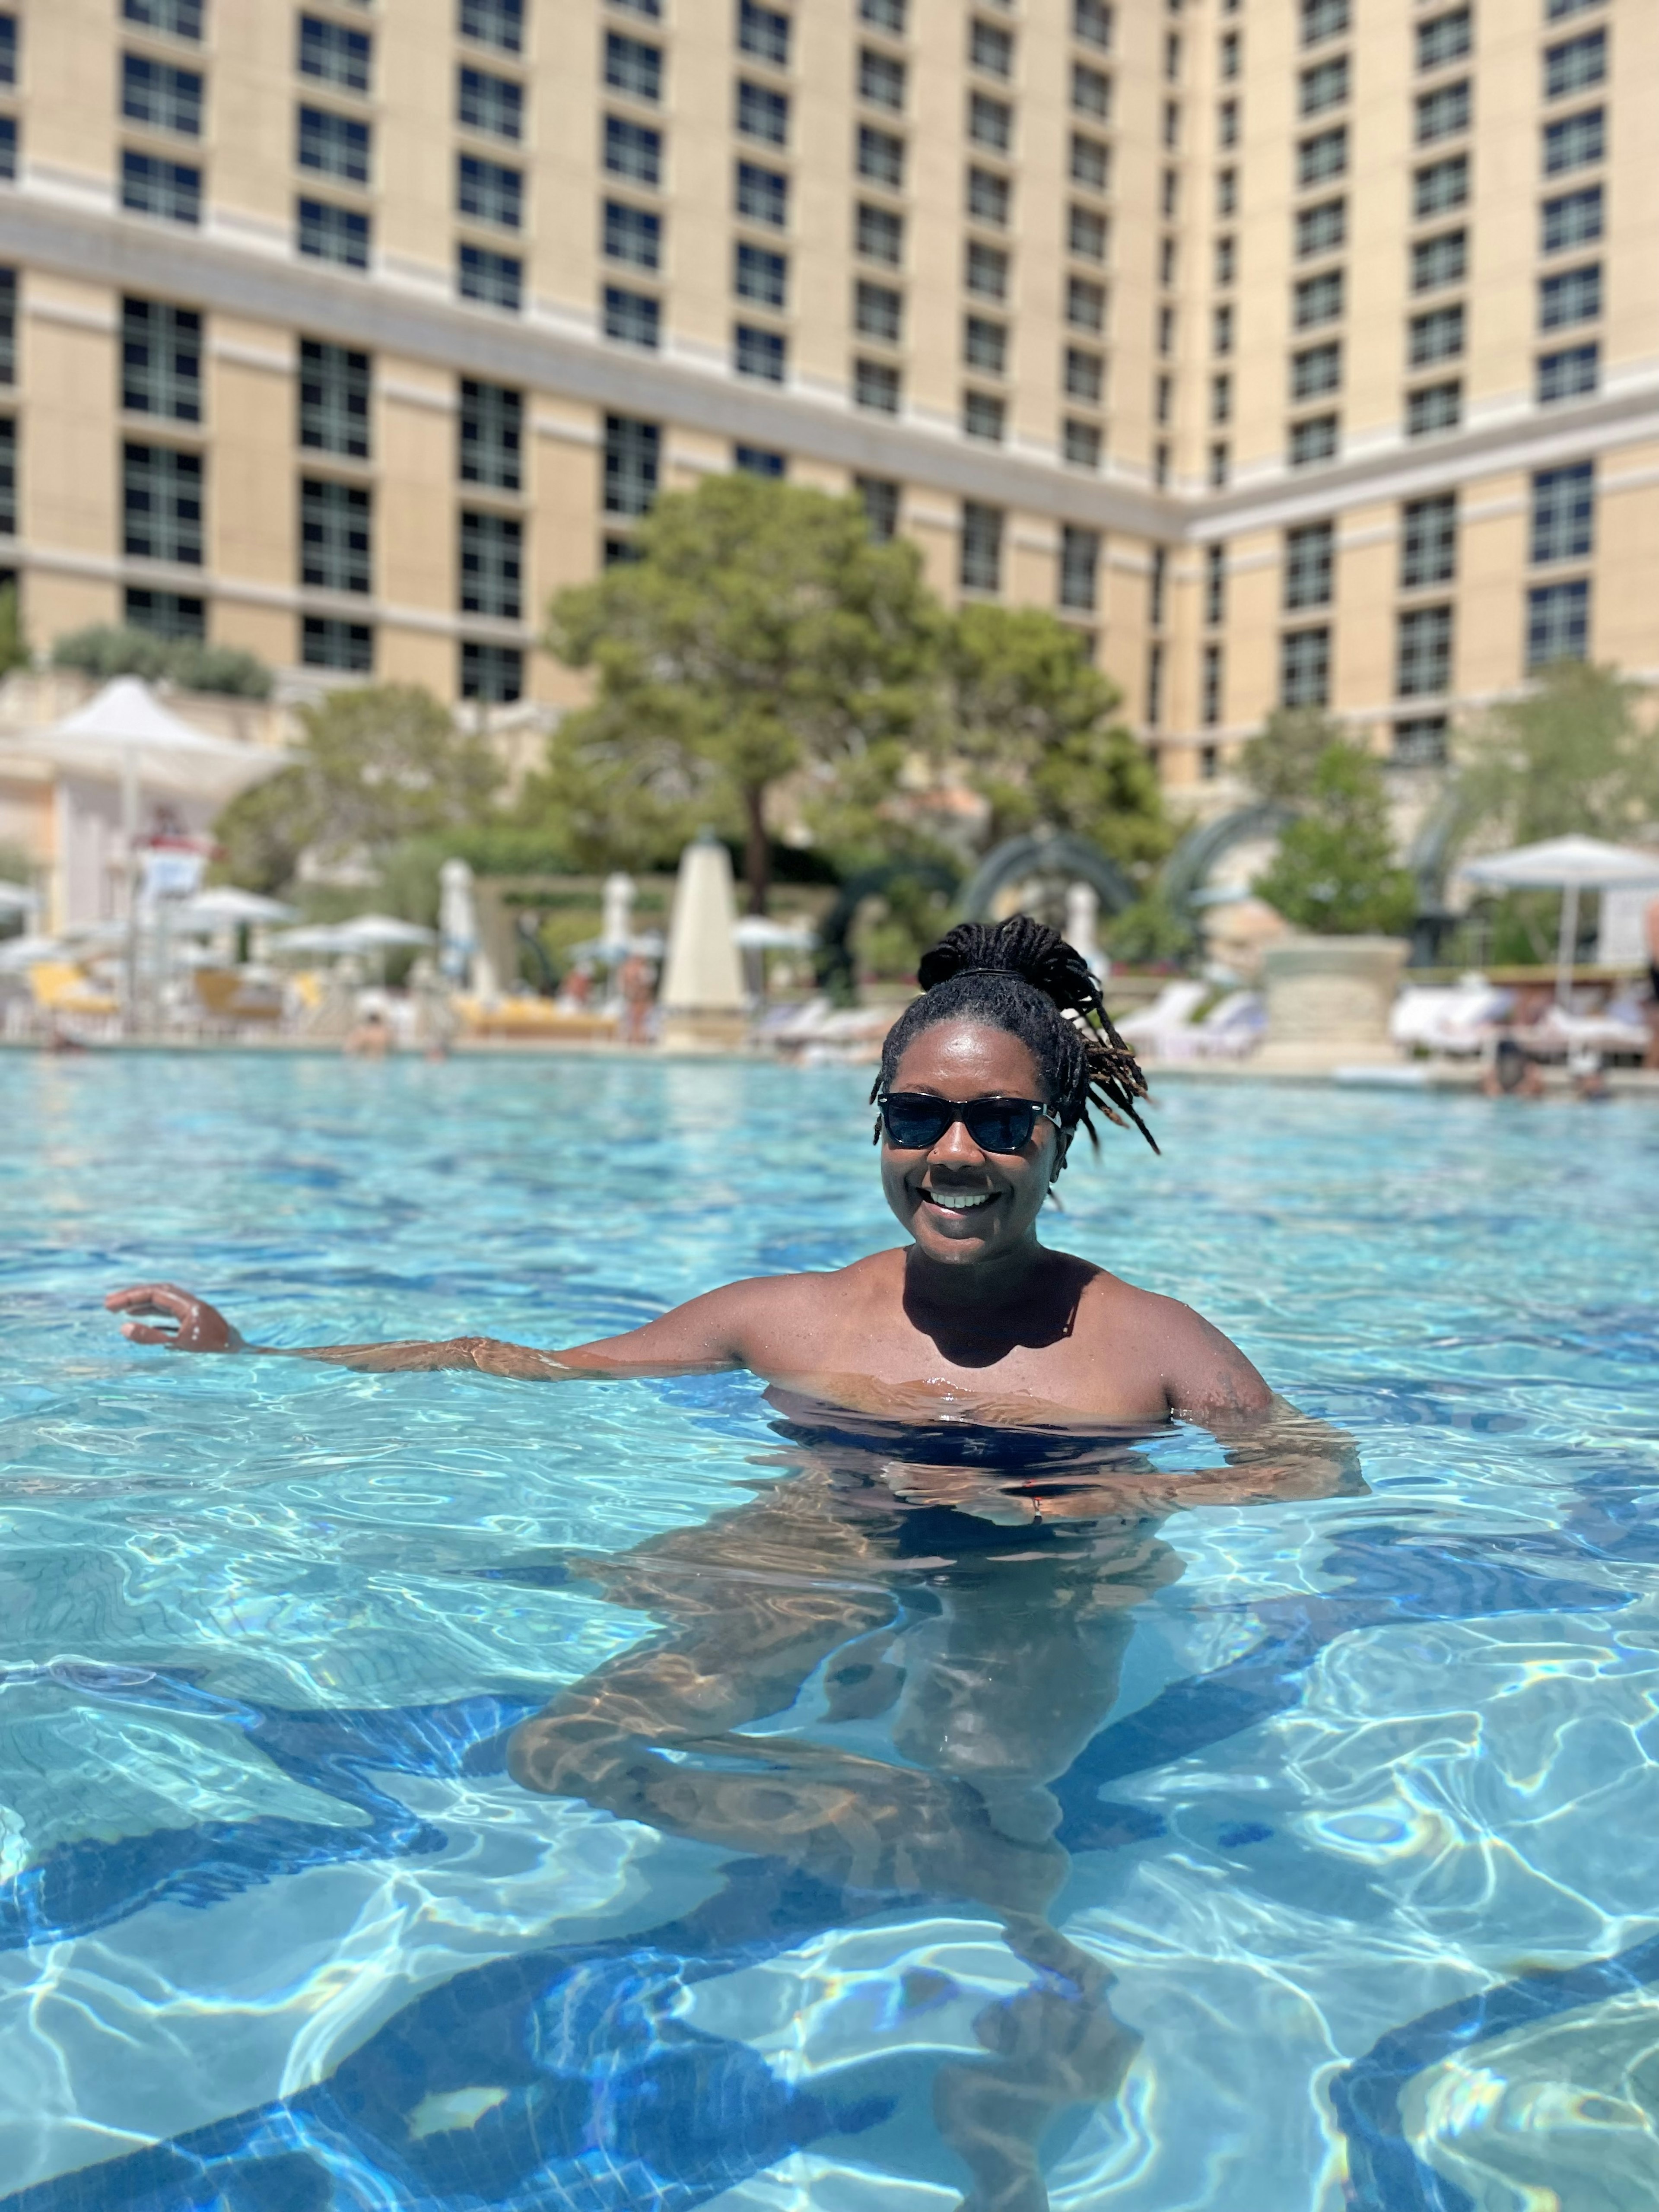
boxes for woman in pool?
[108,918,1354,2212]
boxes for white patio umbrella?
[332,914,436,951]
[0,880,37,916]
[269,923,359,957]
[732,915,817,951]
[174,887,299,930]
[0,933,63,973]
[1460,835,1659,1002]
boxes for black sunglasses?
[877,1092,1063,1154]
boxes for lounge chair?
[1389,978,1514,1057]
[28,960,120,1036]
[1114,980,1209,1060]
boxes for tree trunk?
[743,785,770,916]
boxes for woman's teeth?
[925,1189,994,1211]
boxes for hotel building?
[0,0,1650,799]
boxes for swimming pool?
[2,1052,1657,2211]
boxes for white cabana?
[1460,835,1659,1002]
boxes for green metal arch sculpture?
[957,831,1139,922]
[814,858,961,999]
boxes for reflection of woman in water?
[108,918,1357,2212]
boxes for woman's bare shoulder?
[1072,1263,1273,1417]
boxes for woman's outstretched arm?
[103,1281,751,1378]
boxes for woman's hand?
[105,1283,244,1352]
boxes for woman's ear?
[1049,1132,1071,1185]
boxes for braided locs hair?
[874,915,1158,1160]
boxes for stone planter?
[1256,934,1408,1070]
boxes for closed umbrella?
[1460,835,1659,1003]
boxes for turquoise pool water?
[2,1052,1658,2211]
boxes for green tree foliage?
[1253,742,1415,936]
[538,474,941,911]
[51,623,272,699]
[941,604,1172,871]
[0,582,31,678]
[1457,660,1659,846]
[1239,706,1347,804]
[215,684,503,893]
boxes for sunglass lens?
[966,1104,1036,1151]
[883,1096,950,1147]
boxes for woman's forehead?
[892,1020,1041,1090]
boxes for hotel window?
[1393,716,1448,768]
[854,358,900,413]
[1162,100,1180,149]
[1290,414,1338,466]
[1162,169,1179,220]
[1069,205,1106,260]
[122,299,202,422]
[971,21,1014,79]
[970,94,1012,152]
[0,270,13,385]
[458,154,521,228]
[1209,442,1230,488]
[1217,166,1237,216]
[1220,30,1239,78]
[1409,304,1464,365]
[1294,270,1344,327]
[1146,641,1164,725]
[1064,420,1102,469]
[1160,236,1177,287]
[737,82,789,146]
[1060,525,1099,611]
[1300,57,1348,116]
[1545,29,1605,99]
[857,477,900,540]
[1211,370,1232,422]
[857,281,903,341]
[1164,31,1182,82]
[299,478,370,593]
[1071,134,1107,191]
[734,324,785,381]
[461,68,523,140]
[1072,64,1110,118]
[1539,263,1601,329]
[1292,341,1341,399]
[969,168,1012,227]
[460,0,523,53]
[1407,381,1461,435]
[738,0,791,67]
[459,379,521,489]
[1280,626,1329,707]
[1067,276,1104,330]
[1201,645,1223,725]
[734,445,786,477]
[606,33,662,102]
[122,151,201,224]
[122,54,203,135]
[1401,493,1456,588]
[606,199,661,270]
[1416,82,1470,143]
[967,242,1009,300]
[1541,185,1602,254]
[1155,373,1172,426]
[302,617,372,672]
[458,242,521,309]
[1300,0,1348,43]
[963,315,1005,372]
[1543,109,1603,174]
[1546,0,1604,15]
[857,203,903,266]
[297,198,369,268]
[1296,197,1345,257]
[299,339,370,458]
[737,242,788,307]
[1217,99,1238,148]
[1416,9,1471,71]
[0,118,13,182]
[298,16,371,95]
[1298,127,1347,185]
[960,501,1002,593]
[127,445,204,566]
[1157,304,1176,356]
[1065,347,1102,402]
[604,287,659,348]
[1396,604,1452,694]
[1205,542,1226,627]
[1414,153,1468,216]
[859,49,906,110]
[1212,302,1234,353]
[1214,236,1236,285]
[124,0,204,34]
[1537,343,1598,402]
[125,588,202,637]
[1075,0,1112,50]
[860,0,906,27]
[604,414,659,513]
[1284,520,1333,609]
[299,107,370,184]
[1412,229,1466,290]
[461,642,522,702]
[459,510,521,620]
[964,391,1004,443]
[737,162,788,226]
[1526,580,1589,668]
[1150,547,1166,629]
[1530,462,1593,564]
[858,126,905,186]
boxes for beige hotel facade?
[0,0,1651,799]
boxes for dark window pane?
[1526,580,1589,669]
[298,15,371,93]
[734,323,785,381]
[1537,343,1599,403]
[302,615,373,671]
[122,53,203,135]
[458,242,521,308]
[736,241,787,306]
[458,153,522,227]
[736,161,788,226]
[604,285,660,348]
[461,642,523,701]
[459,508,522,618]
[122,297,202,422]
[960,501,1002,592]
[604,413,660,515]
[739,0,790,66]
[125,587,203,638]
[459,67,523,139]
[299,477,371,592]
[458,0,522,54]
[605,198,661,270]
[121,150,201,224]
[297,105,371,184]
[297,197,370,269]
[1530,462,1593,564]
[1400,493,1456,588]
[459,378,522,490]
[857,476,900,539]
[124,441,204,564]
[605,31,662,102]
